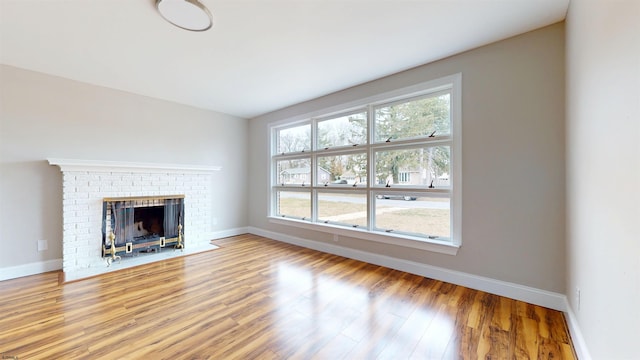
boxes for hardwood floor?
[0,234,575,359]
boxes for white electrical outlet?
[576,287,581,311]
[37,239,48,252]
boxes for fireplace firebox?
[102,195,185,264]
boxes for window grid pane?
[277,158,311,185]
[375,146,450,188]
[276,191,311,220]
[277,124,311,154]
[317,111,367,149]
[317,192,367,228]
[375,196,450,239]
[270,77,458,243]
[374,93,451,143]
[317,153,367,187]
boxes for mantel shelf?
[48,158,221,174]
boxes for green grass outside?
[278,198,450,238]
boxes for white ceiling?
[0,0,568,119]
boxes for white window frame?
[268,73,462,255]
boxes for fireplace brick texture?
[60,170,214,274]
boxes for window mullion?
[311,187,318,223]
[367,104,375,231]
[311,118,318,221]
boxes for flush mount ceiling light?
[156,0,213,32]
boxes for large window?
[270,74,461,253]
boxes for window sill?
[268,216,460,256]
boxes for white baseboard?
[0,258,63,281]
[563,299,592,360]
[207,227,250,240]
[248,226,567,311]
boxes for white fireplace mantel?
[49,158,221,282]
[48,158,221,174]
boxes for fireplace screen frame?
[102,195,185,260]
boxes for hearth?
[102,195,185,264]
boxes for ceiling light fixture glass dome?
[156,0,213,32]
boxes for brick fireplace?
[49,159,221,281]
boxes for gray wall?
[249,24,566,293]
[0,65,249,269]
[566,0,640,358]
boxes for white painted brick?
[93,171,112,178]
[76,198,91,206]
[75,221,93,230]
[75,230,93,239]
[76,245,96,257]
[65,204,81,213]
[62,233,76,243]
[62,236,78,246]
[75,185,91,193]
[71,212,88,220]
[75,257,94,268]
[70,227,90,236]
[63,183,78,192]
[75,174,90,183]
[63,258,75,269]
[63,222,77,231]
[63,246,77,256]
[152,181,169,187]
[59,168,213,275]
[70,191,91,200]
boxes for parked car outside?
[376,194,417,201]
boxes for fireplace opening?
[102,195,185,261]
[134,206,165,239]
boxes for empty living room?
[0,0,638,359]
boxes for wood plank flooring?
[0,234,576,359]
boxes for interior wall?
[249,24,566,293]
[566,0,640,358]
[0,65,249,270]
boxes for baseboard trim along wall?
[563,298,593,360]
[208,227,250,241]
[0,258,63,282]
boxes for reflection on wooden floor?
[0,234,575,359]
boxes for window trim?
[268,73,462,255]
